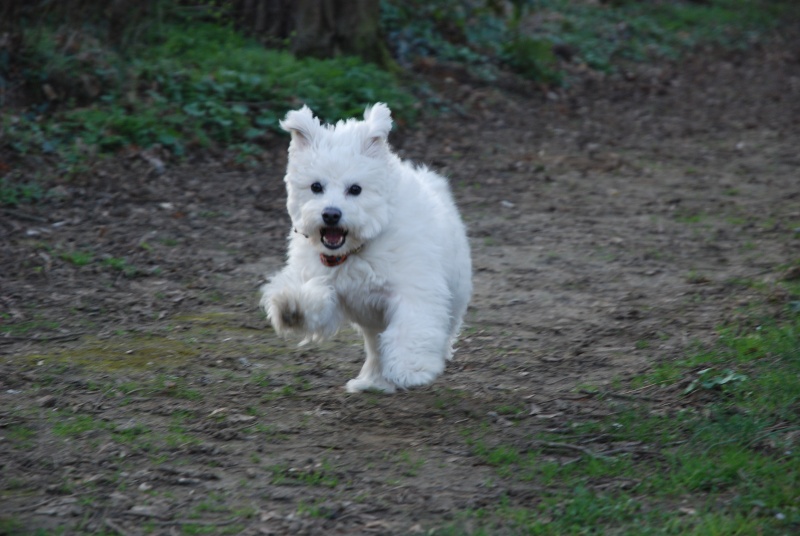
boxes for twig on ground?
[621,381,668,394]
[1,208,49,223]
[1,498,57,512]
[581,389,664,403]
[530,440,611,459]
[104,518,137,536]
[145,517,242,527]
[0,332,84,344]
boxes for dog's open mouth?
[320,227,347,250]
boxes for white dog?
[260,103,471,393]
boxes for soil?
[2,31,799,535]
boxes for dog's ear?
[362,103,393,156]
[280,106,320,150]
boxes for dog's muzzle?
[320,207,347,250]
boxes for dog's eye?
[310,182,324,194]
[347,184,362,196]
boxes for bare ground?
[1,34,799,534]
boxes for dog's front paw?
[269,292,305,332]
[279,301,303,328]
[345,376,397,394]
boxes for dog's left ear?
[362,103,393,156]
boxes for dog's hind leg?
[345,328,397,393]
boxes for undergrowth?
[1,21,415,179]
[450,280,800,534]
[382,0,795,80]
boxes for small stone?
[37,395,57,407]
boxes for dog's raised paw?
[280,306,302,327]
[270,294,304,330]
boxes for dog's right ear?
[280,106,320,150]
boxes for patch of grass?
[191,492,230,516]
[19,333,199,371]
[112,422,151,445]
[686,269,712,284]
[101,256,139,277]
[53,250,142,276]
[0,177,46,206]
[58,250,94,267]
[30,311,280,364]
[432,387,467,411]
[494,404,525,417]
[674,210,708,224]
[0,519,38,536]
[249,370,272,388]
[6,425,37,449]
[0,318,61,336]
[155,375,202,401]
[251,423,287,441]
[394,450,426,477]
[262,374,313,401]
[453,291,800,533]
[50,412,107,437]
[181,520,243,536]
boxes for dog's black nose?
[322,207,342,225]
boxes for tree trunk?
[234,0,389,65]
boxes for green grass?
[6,425,37,449]
[0,318,61,336]
[50,412,108,437]
[448,286,800,534]
[155,375,202,400]
[58,250,94,267]
[51,249,142,275]
[101,256,139,277]
[112,423,152,444]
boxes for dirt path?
[1,36,799,534]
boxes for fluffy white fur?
[260,103,472,393]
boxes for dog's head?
[280,103,397,256]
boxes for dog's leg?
[346,329,397,393]
[445,293,470,360]
[378,304,449,389]
[261,272,342,341]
